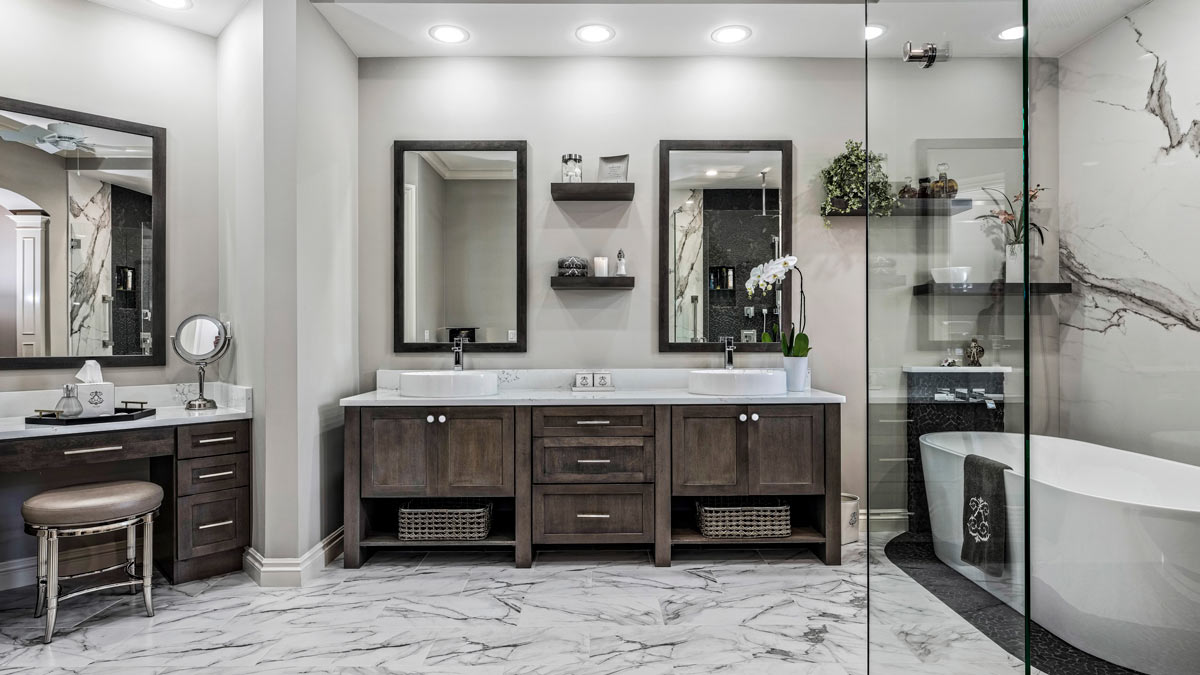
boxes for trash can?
[841,493,861,545]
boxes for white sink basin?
[688,369,787,396]
[398,371,499,398]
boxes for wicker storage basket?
[398,499,492,541]
[695,498,791,539]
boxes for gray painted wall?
[443,179,518,342]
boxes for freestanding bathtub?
[920,431,1200,675]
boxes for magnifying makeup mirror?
[171,314,232,410]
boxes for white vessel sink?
[688,369,787,396]
[398,371,499,398]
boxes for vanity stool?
[21,480,163,643]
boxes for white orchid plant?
[746,255,811,357]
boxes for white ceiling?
[86,0,248,37]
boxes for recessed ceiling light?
[576,24,615,44]
[865,25,886,41]
[711,25,752,45]
[429,25,470,44]
[998,26,1025,41]
[147,0,192,9]
[705,169,719,177]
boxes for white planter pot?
[1005,244,1024,283]
[784,356,810,392]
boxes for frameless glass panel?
[0,109,155,358]
[866,1,1028,673]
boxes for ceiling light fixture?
[429,25,470,44]
[711,25,752,45]
[998,26,1025,41]
[576,24,615,44]
[148,0,193,9]
[865,25,886,41]
[705,169,719,177]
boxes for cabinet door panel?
[671,405,746,495]
[747,405,824,495]
[361,408,436,497]
[439,407,515,497]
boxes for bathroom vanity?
[341,370,844,569]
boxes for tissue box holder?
[76,383,116,418]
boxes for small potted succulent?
[747,255,812,391]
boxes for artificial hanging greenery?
[820,140,897,226]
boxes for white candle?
[593,256,609,277]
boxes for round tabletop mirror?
[171,314,232,410]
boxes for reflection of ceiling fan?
[0,122,124,154]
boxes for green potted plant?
[747,256,812,392]
[820,140,897,226]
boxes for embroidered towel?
[960,454,1011,577]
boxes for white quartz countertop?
[0,406,252,442]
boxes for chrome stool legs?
[30,510,157,643]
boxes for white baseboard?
[243,526,344,588]
[0,541,128,592]
[866,508,910,533]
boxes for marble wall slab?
[67,173,112,356]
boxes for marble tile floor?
[0,538,1044,674]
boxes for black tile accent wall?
[110,185,151,356]
[701,189,781,341]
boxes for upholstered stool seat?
[22,480,162,643]
[22,481,163,527]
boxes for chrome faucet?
[452,337,468,371]
[722,336,736,370]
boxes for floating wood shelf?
[551,182,635,202]
[823,198,974,218]
[912,282,1074,297]
[551,276,635,290]
[670,525,825,545]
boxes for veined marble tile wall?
[1056,0,1200,465]
[67,173,112,356]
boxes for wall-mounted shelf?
[550,276,635,290]
[912,282,1074,297]
[823,198,973,218]
[551,182,635,202]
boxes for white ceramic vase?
[784,356,810,392]
[1005,244,1024,283]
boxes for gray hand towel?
[960,453,1011,577]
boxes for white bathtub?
[920,432,1200,675]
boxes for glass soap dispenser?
[55,384,84,418]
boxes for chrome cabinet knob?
[751,413,760,422]
[438,415,447,424]
[426,415,435,423]
[738,414,748,422]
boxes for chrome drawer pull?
[576,420,610,425]
[577,459,612,464]
[198,470,235,479]
[198,520,233,530]
[878,458,915,463]
[198,436,235,445]
[63,445,123,456]
[576,513,610,519]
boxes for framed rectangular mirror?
[394,141,527,352]
[659,140,792,352]
[0,96,165,370]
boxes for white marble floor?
[0,537,1039,674]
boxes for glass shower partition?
[865,1,1030,672]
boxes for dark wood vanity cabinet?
[360,407,514,498]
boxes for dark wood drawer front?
[533,437,654,484]
[177,487,250,560]
[533,406,654,437]
[177,454,250,496]
[177,421,250,459]
[0,428,173,472]
[533,484,653,544]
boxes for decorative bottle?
[898,177,919,199]
[936,162,958,198]
[56,384,84,418]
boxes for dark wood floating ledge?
[551,276,636,290]
[551,182,636,202]
[912,282,1074,297]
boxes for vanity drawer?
[177,453,250,496]
[533,484,654,544]
[533,437,654,484]
[177,487,250,560]
[177,421,249,459]
[533,406,654,437]
[0,428,173,472]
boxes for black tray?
[26,407,156,426]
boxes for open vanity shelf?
[913,282,1074,296]
[823,198,973,218]
[551,182,636,202]
[551,276,635,290]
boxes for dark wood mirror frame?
[658,140,792,353]
[0,96,166,371]
[393,140,528,353]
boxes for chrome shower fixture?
[903,41,951,68]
